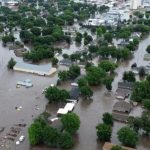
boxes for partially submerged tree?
[117,127,138,148]
[96,123,112,141]
[102,112,114,126]
[61,113,80,135]
[7,58,16,69]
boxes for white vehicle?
[19,135,25,142]
[16,141,20,145]
[16,79,33,88]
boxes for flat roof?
[64,103,75,111]
[57,108,68,115]
[14,62,52,73]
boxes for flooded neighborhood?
[0,0,150,150]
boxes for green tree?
[45,86,70,103]
[68,65,81,80]
[59,132,74,149]
[117,127,138,147]
[7,58,16,69]
[28,118,46,145]
[141,112,150,134]
[139,67,146,78]
[75,32,82,44]
[146,45,150,53]
[52,57,58,66]
[96,123,112,141]
[58,71,69,81]
[96,27,103,37]
[123,71,136,82]
[86,66,106,86]
[43,125,60,147]
[31,27,41,36]
[128,117,142,133]
[102,112,113,126]
[61,113,80,135]
[79,86,93,99]
[77,77,88,87]
[142,99,150,111]
[104,32,113,43]
[103,76,113,91]
[111,145,124,150]
[99,60,117,72]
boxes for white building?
[130,0,139,9]
[13,62,57,76]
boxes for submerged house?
[59,59,73,66]
[69,87,80,100]
[118,82,134,90]
[115,88,131,100]
[112,101,133,122]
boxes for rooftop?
[103,142,136,150]
[113,101,132,113]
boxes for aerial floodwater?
[0,0,149,149]
[0,21,150,150]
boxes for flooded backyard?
[0,34,149,150]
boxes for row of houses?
[113,81,134,122]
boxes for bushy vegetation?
[28,114,80,149]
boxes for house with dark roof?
[71,75,85,87]
[69,87,80,100]
[118,82,134,90]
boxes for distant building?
[130,0,139,9]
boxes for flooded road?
[0,35,149,150]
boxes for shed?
[113,101,132,113]
[103,142,136,150]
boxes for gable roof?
[118,82,134,90]
[113,101,132,113]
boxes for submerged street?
[0,35,149,150]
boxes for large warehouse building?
[13,62,57,76]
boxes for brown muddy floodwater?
[0,35,150,150]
